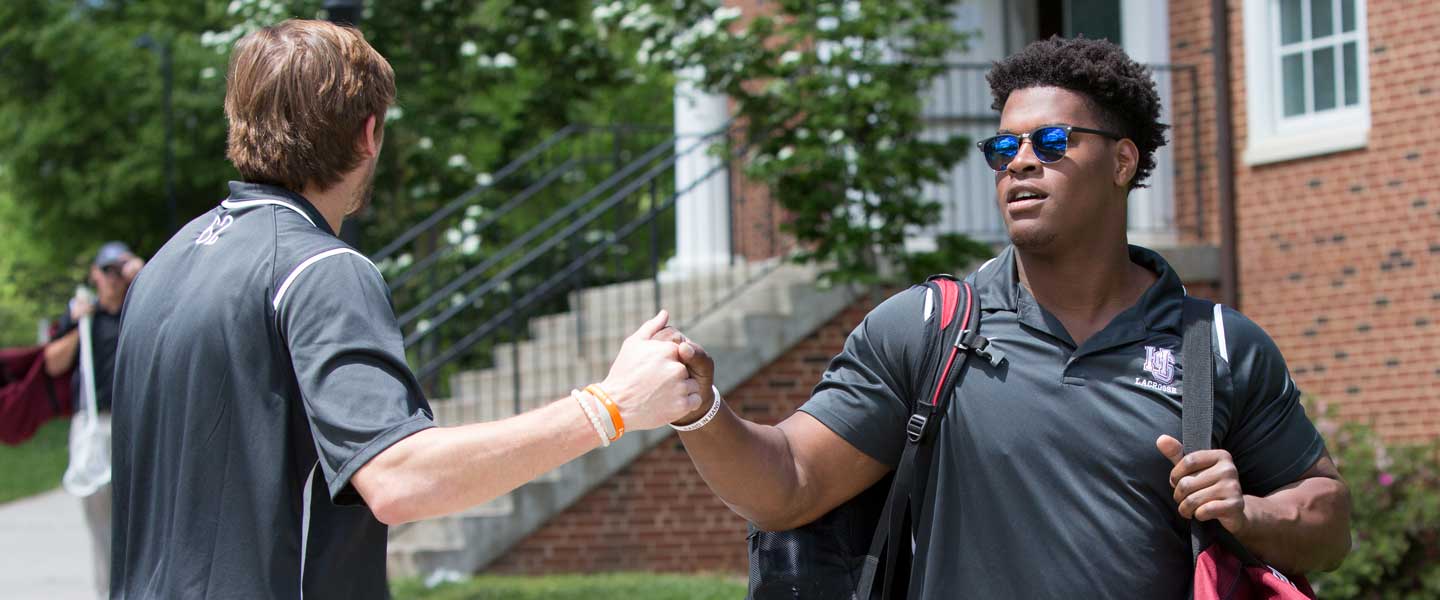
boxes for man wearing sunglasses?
[41,240,144,597]
[662,37,1351,597]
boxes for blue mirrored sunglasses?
[977,125,1124,172]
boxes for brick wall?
[1167,0,1225,248]
[1218,0,1440,442]
[487,298,877,575]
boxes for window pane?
[1343,41,1360,105]
[1281,0,1304,44]
[1313,47,1337,111]
[1283,53,1307,116]
[1311,0,1334,38]
[1341,0,1357,32]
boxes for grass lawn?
[391,573,746,600]
[0,417,71,504]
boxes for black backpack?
[746,275,1003,600]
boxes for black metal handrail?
[414,130,734,379]
[397,131,691,336]
[372,124,581,262]
[387,155,586,292]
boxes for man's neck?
[1015,237,1153,331]
[298,184,349,234]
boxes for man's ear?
[1113,138,1139,189]
[359,114,381,158]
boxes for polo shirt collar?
[224,181,335,237]
[972,244,1185,346]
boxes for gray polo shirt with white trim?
[799,244,1326,599]
[111,182,433,599]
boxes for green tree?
[0,0,235,270]
[598,0,986,284]
[0,0,673,334]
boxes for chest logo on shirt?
[1138,345,1179,394]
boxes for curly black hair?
[987,36,1168,189]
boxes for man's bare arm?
[352,398,603,525]
[1160,435,1351,574]
[1232,454,1351,573]
[678,404,889,530]
[44,329,79,377]
[665,334,890,530]
[352,312,703,525]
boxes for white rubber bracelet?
[582,391,617,440]
[572,389,610,447]
[670,386,723,432]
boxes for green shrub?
[1308,401,1440,598]
[391,573,745,600]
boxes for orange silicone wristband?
[586,384,625,441]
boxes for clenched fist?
[1157,434,1249,534]
[598,311,703,431]
[652,325,715,426]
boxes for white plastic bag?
[63,290,111,497]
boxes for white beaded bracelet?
[580,389,617,440]
[670,386,723,432]
[572,389,611,447]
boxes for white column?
[1120,0,1176,246]
[669,68,732,276]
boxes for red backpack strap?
[926,275,962,331]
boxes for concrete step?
[566,262,765,307]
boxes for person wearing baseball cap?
[42,240,145,597]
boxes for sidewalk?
[0,488,99,600]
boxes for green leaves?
[1307,400,1440,598]
[0,0,673,314]
[601,0,978,284]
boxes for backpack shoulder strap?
[858,274,993,599]
[1183,299,1273,577]
[1180,296,1216,454]
[1180,295,1216,565]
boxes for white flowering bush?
[597,0,980,284]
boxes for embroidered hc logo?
[1143,346,1176,385]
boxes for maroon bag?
[0,344,75,445]
[1193,545,1316,600]
[1181,298,1314,600]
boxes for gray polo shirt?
[799,245,1325,599]
[110,182,434,599]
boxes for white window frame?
[1242,0,1370,165]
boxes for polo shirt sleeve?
[276,250,434,504]
[1220,308,1326,497]
[797,287,929,467]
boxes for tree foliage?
[1308,401,1440,598]
[0,0,672,330]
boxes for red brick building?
[486,0,1438,575]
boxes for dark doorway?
[1036,0,1123,44]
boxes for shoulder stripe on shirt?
[1213,303,1229,363]
[221,198,317,228]
[272,248,383,311]
[299,462,317,599]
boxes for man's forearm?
[677,403,809,529]
[43,330,79,377]
[1236,476,1352,574]
[355,397,601,525]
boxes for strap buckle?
[964,335,1007,368]
[906,413,929,443]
